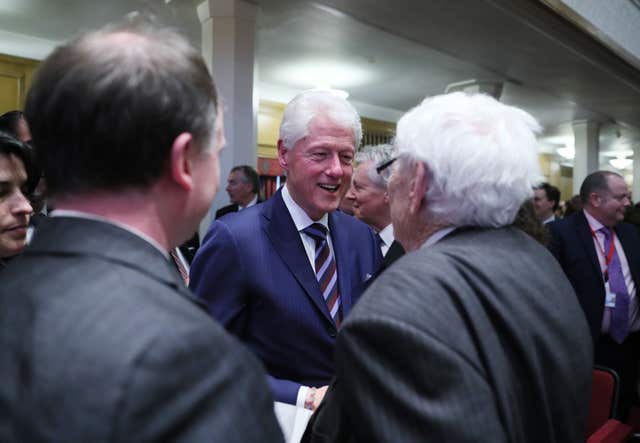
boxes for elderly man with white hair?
[306,92,592,443]
[344,144,405,266]
[191,90,382,409]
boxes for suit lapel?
[328,212,353,314]
[575,212,604,282]
[383,240,405,268]
[262,192,334,324]
[614,224,640,287]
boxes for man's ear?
[589,192,601,208]
[169,132,195,191]
[277,140,289,171]
[408,161,428,215]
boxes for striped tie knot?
[303,223,328,243]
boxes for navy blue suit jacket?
[190,190,382,403]
[548,211,640,342]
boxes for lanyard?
[588,225,615,282]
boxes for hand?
[312,385,328,411]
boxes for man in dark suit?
[344,143,404,268]
[306,92,592,442]
[215,164,261,219]
[549,170,640,418]
[533,182,560,224]
[0,19,282,442]
[190,90,382,409]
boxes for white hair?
[355,144,396,188]
[279,90,362,150]
[395,92,542,228]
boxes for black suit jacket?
[548,211,640,342]
[215,198,264,220]
[0,217,283,443]
[215,203,240,219]
[383,240,405,268]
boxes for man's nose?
[11,191,32,215]
[325,154,344,177]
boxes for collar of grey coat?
[24,216,204,308]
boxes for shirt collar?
[282,184,329,232]
[420,226,457,250]
[239,195,258,211]
[583,208,605,233]
[378,223,394,246]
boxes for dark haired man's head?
[0,132,34,258]
[533,182,560,222]
[226,165,259,207]
[25,18,219,197]
[0,111,31,143]
[580,170,630,227]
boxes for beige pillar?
[197,0,258,236]
[572,120,600,193]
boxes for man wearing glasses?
[549,170,640,419]
[344,144,404,267]
[306,92,591,442]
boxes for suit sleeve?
[190,221,306,404]
[111,325,284,443]
[189,221,248,335]
[326,316,507,442]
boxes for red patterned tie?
[303,223,342,327]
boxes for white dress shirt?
[378,223,395,257]
[238,195,258,211]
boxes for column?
[572,120,599,194]
[197,0,258,237]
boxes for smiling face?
[351,160,390,231]
[0,153,32,258]
[278,114,355,220]
[590,174,631,227]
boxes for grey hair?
[395,92,542,228]
[355,144,396,189]
[279,90,362,150]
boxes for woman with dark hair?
[0,110,31,142]
[0,132,35,269]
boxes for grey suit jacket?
[0,217,283,443]
[307,227,592,443]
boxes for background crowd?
[0,16,638,443]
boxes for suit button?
[328,328,337,338]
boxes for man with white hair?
[190,90,382,409]
[345,144,404,265]
[306,92,592,442]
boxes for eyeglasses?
[376,157,397,182]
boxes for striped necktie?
[303,223,342,326]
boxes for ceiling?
[1,0,639,169]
